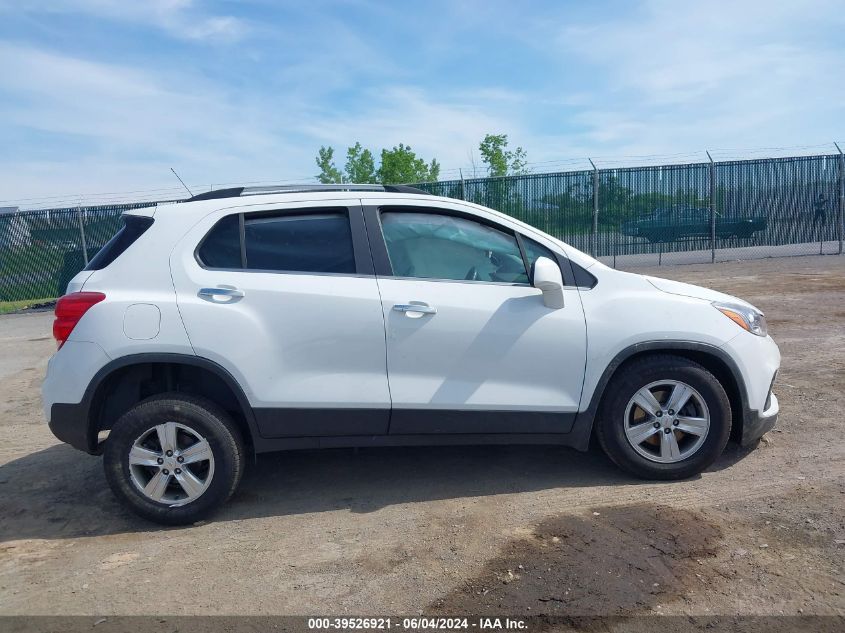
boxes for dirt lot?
[0,255,843,617]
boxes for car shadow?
[0,440,759,541]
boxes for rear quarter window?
[85,215,154,271]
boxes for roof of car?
[123,186,437,219]
[186,184,432,202]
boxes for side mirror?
[532,257,564,309]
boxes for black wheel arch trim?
[574,340,753,447]
[52,353,259,455]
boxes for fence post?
[707,151,716,263]
[76,204,89,266]
[459,169,466,201]
[836,142,844,255]
[589,158,599,257]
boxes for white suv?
[42,185,780,524]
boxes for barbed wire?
[3,141,841,209]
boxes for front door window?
[380,211,529,283]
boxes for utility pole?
[589,158,599,257]
[707,151,716,263]
[836,142,844,255]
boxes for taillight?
[53,292,106,349]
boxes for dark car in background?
[620,208,767,243]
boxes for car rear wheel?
[596,355,731,480]
[103,394,244,525]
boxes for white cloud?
[551,0,845,160]
[298,86,520,174]
[1,0,843,202]
[0,43,526,203]
[0,42,295,203]
[0,0,249,42]
[0,42,267,154]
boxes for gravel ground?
[0,255,843,616]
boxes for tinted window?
[571,261,598,288]
[521,236,557,282]
[197,214,241,268]
[86,215,154,271]
[380,211,527,283]
[244,212,355,274]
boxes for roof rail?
[186,183,432,202]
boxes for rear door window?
[244,212,355,274]
[197,209,356,274]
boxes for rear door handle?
[393,302,437,315]
[198,286,245,299]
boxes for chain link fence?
[417,153,844,268]
[0,202,163,302]
[1,154,843,302]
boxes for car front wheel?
[103,394,244,525]
[596,355,732,480]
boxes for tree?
[377,144,440,184]
[479,134,529,177]
[315,146,342,184]
[509,146,528,175]
[344,142,377,183]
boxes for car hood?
[644,275,751,307]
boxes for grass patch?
[0,297,55,315]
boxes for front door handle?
[393,302,437,315]
[198,286,245,299]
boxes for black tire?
[596,355,731,480]
[103,393,245,525]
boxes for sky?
[0,0,843,208]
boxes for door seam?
[360,199,395,432]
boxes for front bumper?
[740,393,779,447]
[719,332,780,447]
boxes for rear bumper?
[740,393,779,447]
[42,340,110,454]
[42,341,110,421]
[48,402,99,454]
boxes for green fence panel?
[415,153,843,266]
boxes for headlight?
[712,301,768,337]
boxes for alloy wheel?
[623,380,711,464]
[128,422,215,506]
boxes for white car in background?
[42,184,780,524]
